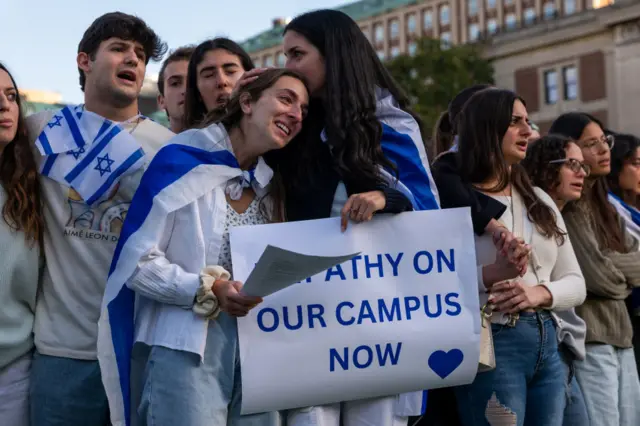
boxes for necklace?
[502,185,515,234]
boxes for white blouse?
[475,187,586,324]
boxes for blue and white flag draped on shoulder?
[35,105,146,206]
[97,124,257,426]
[320,88,440,213]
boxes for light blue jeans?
[134,312,281,426]
[29,351,110,426]
[575,343,640,426]
[454,311,565,426]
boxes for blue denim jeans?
[29,351,110,426]
[134,312,280,426]
[558,346,589,426]
[454,311,565,426]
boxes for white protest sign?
[230,208,480,415]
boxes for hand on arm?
[481,231,530,289]
[488,280,553,314]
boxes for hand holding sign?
[213,279,263,317]
[340,190,387,232]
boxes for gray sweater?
[0,186,41,368]
[563,201,640,348]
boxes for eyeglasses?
[549,158,591,177]
[579,134,615,153]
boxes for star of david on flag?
[36,105,146,206]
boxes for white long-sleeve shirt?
[475,187,586,318]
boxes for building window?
[276,52,285,67]
[487,19,498,34]
[487,18,498,34]
[524,7,536,25]
[374,24,385,43]
[440,5,450,26]
[252,57,261,67]
[592,0,614,9]
[390,19,400,39]
[544,69,559,104]
[440,31,452,48]
[504,0,514,5]
[264,55,274,67]
[468,0,479,17]
[506,13,517,29]
[468,24,480,41]
[544,2,557,19]
[487,0,496,9]
[377,50,386,60]
[408,41,418,56]
[407,13,418,34]
[564,0,577,15]
[391,46,401,58]
[423,10,433,30]
[563,65,578,100]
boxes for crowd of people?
[0,7,639,426]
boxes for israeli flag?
[97,124,247,426]
[36,106,145,205]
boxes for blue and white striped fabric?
[376,88,440,212]
[35,105,145,205]
[608,193,640,313]
[97,125,247,426]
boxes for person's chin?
[592,165,610,176]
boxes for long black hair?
[607,132,640,203]
[182,38,254,130]
[432,84,492,158]
[550,112,626,252]
[457,88,565,243]
[277,9,419,192]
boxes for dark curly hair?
[550,112,626,252]
[457,88,565,243]
[522,134,575,195]
[77,12,167,91]
[0,63,43,245]
[607,132,640,199]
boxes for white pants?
[287,396,408,426]
[0,352,31,426]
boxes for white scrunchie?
[192,265,230,320]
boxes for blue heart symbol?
[428,349,464,379]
